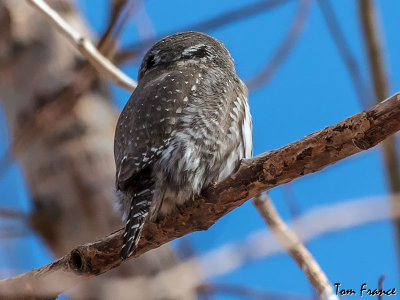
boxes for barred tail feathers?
[120,189,152,260]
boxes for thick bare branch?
[26,0,137,91]
[253,194,338,300]
[80,194,398,299]
[1,92,400,298]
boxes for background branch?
[1,91,399,298]
[246,0,311,92]
[253,194,337,300]
[197,283,309,300]
[318,0,371,108]
[359,0,400,269]
[26,0,137,91]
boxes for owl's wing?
[114,71,192,190]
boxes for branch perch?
[26,0,137,91]
[1,92,400,298]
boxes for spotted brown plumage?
[114,32,252,259]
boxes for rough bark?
[0,0,189,299]
[1,91,399,299]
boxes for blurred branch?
[359,0,389,101]
[115,0,294,64]
[359,0,400,265]
[98,0,129,48]
[26,0,137,91]
[0,208,28,220]
[197,283,309,300]
[0,0,133,179]
[1,92,400,298]
[317,0,371,108]
[253,194,337,300]
[378,274,385,300]
[97,0,136,56]
[0,209,30,239]
[246,0,311,92]
[282,184,302,218]
[0,227,30,239]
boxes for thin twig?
[26,0,137,91]
[0,92,399,299]
[97,0,136,56]
[246,0,311,92]
[253,194,338,300]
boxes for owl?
[114,31,252,259]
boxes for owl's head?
[138,32,235,80]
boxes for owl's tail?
[120,189,152,260]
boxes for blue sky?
[1,0,400,299]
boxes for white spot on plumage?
[191,85,196,91]
[176,107,182,113]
